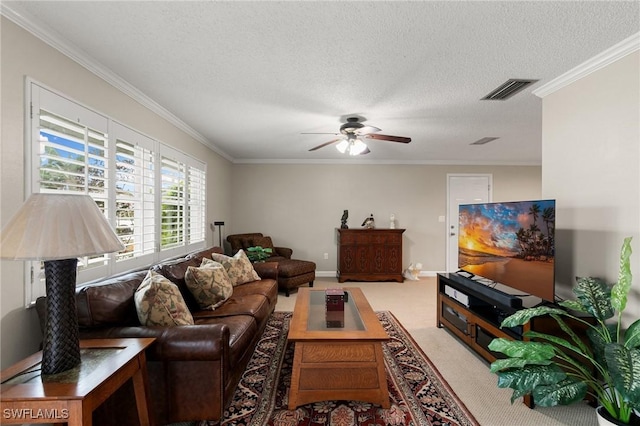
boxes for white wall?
[230,164,542,273]
[0,17,233,368]
[541,51,640,325]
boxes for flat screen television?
[457,199,556,303]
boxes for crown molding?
[533,32,640,98]
[1,3,233,162]
[232,158,541,166]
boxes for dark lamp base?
[41,258,81,375]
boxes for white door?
[446,174,492,271]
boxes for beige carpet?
[276,277,598,426]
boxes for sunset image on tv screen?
[458,199,555,300]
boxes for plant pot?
[597,406,640,426]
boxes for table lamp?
[0,194,124,375]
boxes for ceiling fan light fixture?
[335,139,349,154]
[350,139,368,156]
[335,137,367,155]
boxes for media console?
[436,272,589,408]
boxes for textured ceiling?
[5,1,639,164]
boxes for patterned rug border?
[193,311,480,426]
[380,311,479,426]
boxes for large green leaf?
[574,276,614,321]
[495,364,566,403]
[490,357,554,373]
[605,344,640,408]
[532,378,589,407]
[488,338,556,360]
[558,299,588,314]
[500,306,567,328]
[611,237,633,313]
[526,329,591,359]
[588,324,616,366]
[625,319,640,349]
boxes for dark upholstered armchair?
[226,233,315,296]
[226,233,292,260]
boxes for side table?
[1,338,155,426]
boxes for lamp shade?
[0,193,124,260]
[1,193,124,375]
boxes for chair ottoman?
[277,259,316,296]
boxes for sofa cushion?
[232,280,278,306]
[193,293,272,325]
[185,258,233,310]
[135,270,194,326]
[76,270,147,327]
[211,250,260,286]
[152,256,201,311]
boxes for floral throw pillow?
[211,249,261,286]
[134,270,194,326]
[185,258,233,310]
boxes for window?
[26,81,207,304]
[159,146,207,258]
[112,123,157,272]
[160,154,186,250]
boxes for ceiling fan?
[304,117,411,155]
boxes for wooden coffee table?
[287,287,390,409]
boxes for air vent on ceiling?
[481,79,539,100]
[471,137,499,145]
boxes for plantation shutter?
[112,123,156,272]
[26,81,207,305]
[188,164,206,244]
[31,85,111,289]
[160,153,186,250]
[159,145,206,256]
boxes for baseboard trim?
[315,270,440,278]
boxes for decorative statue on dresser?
[340,210,349,229]
[361,214,375,229]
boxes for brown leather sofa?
[35,246,278,425]
[227,233,316,296]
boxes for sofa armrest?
[79,323,230,362]
[274,246,293,259]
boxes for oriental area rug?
[191,311,478,426]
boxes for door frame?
[445,173,493,272]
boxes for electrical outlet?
[323,253,329,259]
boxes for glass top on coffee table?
[288,287,388,341]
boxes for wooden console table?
[336,228,405,282]
[0,338,155,425]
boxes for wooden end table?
[287,287,390,409]
[1,338,155,426]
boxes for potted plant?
[246,245,272,263]
[488,237,640,425]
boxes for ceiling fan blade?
[354,125,381,135]
[301,132,340,135]
[308,138,343,151]
[364,133,411,143]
